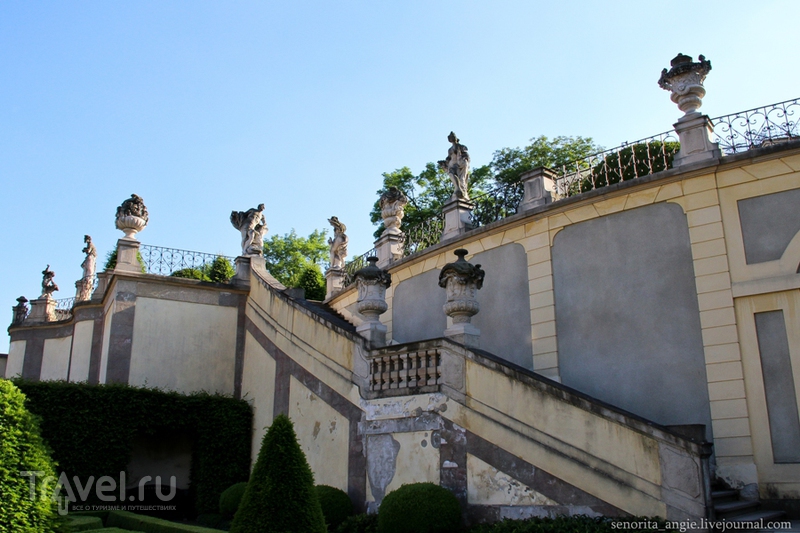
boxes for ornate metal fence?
[711,97,799,155]
[343,248,376,286]
[54,297,75,321]
[403,216,444,256]
[470,182,523,227]
[139,244,236,276]
[552,130,680,199]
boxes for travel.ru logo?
[21,470,177,515]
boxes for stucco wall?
[69,320,94,382]
[129,297,237,394]
[40,336,72,381]
[5,340,26,378]
[241,329,276,465]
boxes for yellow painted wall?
[69,320,94,382]
[241,330,276,465]
[129,297,237,394]
[5,340,26,378]
[40,336,72,381]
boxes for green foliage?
[468,515,674,533]
[263,229,328,288]
[196,513,231,530]
[299,266,326,300]
[170,257,236,284]
[230,414,326,533]
[0,379,61,533]
[315,485,354,531]
[377,482,461,533]
[219,482,248,518]
[335,513,378,533]
[66,515,104,531]
[104,249,146,273]
[13,380,252,515]
[106,509,226,531]
[371,136,602,237]
[580,141,680,193]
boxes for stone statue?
[12,296,28,326]
[77,235,97,302]
[327,216,349,270]
[115,194,149,238]
[230,204,267,256]
[41,265,59,298]
[380,187,409,235]
[438,132,471,201]
[658,53,712,115]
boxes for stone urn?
[353,257,391,346]
[380,187,409,236]
[658,53,712,115]
[115,194,149,239]
[439,249,484,326]
[355,257,391,322]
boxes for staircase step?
[715,499,760,515]
[722,509,786,523]
[712,489,738,500]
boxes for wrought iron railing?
[711,97,799,155]
[403,216,444,256]
[54,297,75,321]
[551,130,680,199]
[139,244,236,277]
[470,182,523,227]
[343,248,376,286]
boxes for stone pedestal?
[518,167,556,212]
[27,296,56,323]
[444,322,481,348]
[441,198,474,242]
[374,232,405,269]
[325,268,346,299]
[114,238,142,274]
[232,256,252,288]
[672,114,721,167]
[92,272,109,302]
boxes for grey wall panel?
[738,188,800,264]
[392,244,532,369]
[754,310,800,463]
[552,203,712,434]
[392,269,447,343]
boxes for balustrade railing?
[403,216,444,256]
[139,244,236,277]
[711,97,799,155]
[369,347,441,391]
[54,297,75,320]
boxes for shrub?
[299,266,326,300]
[581,141,680,193]
[0,379,61,533]
[316,485,354,531]
[171,268,209,281]
[335,513,378,533]
[230,414,326,533]
[207,256,236,283]
[14,380,251,515]
[377,483,461,533]
[219,482,248,518]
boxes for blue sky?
[2,1,798,352]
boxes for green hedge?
[377,482,461,533]
[0,379,62,533]
[316,485,354,531]
[13,380,252,515]
[469,516,674,533]
[107,510,224,532]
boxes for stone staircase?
[712,484,786,525]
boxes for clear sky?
[2,1,798,352]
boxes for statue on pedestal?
[41,265,59,298]
[438,132,471,201]
[328,216,349,270]
[231,204,267,256]
[77,235,97,302]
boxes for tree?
[371,135,602,237]
[298,266,326,301]
[171,256,236,283]
[262,229,328,288]
[229,414,326,533]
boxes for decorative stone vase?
[380,187,408,236]
[658,53,712,115]
[11,296,28,326]
[439,249,484,324]
[115,215,147,239]
[355,257,391,322]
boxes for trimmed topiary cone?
[229,414,326,533]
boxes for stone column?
[518,167,556,212]
[438,249,485,347]
[11,297,28,326]
[27,296,56,323]
[232,256,252,288]
[92,272,109,302]
[325,268,347,299]
[672,114,721,167]
[354,257,391,347]
[441,198,474,242]
[374,233,404,269]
